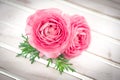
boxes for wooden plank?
[65,0,120,19]
[90,0,120,10]
[112,0,120,4]
[0,68,26,80]
[70,52,120,80]
[0,73,15,80]
[0,2,119,64]
[88,31,120,63]
[0,47,80,80]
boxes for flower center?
[39,22,61,43]
[73,29,87,49]
[46,24,58,36]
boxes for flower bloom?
[25,8,70,58]
[63,15,90,59]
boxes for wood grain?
[0,73,15,80]
[1,41,120,80]
[0,0,120,80]
[65,0,120,19]
[0,47,80,80]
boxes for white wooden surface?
[0,47,81,80]
[0,0,120,80]
[66,0,120,19]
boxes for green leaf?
[17,35,40,64]
[68,66,76,72]
[54,55,75,74]
[16,54,22,57]
[47,58,53,67]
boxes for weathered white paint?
[0,47,82,80]
[0,42,94,80]
[0,0,120,80]
[65,0,120,19]
[0,68,25,80]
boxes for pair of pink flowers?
[26,8,90,59]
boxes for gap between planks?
[0,41,120,70]
[58,0,120,22]
[0,42,94,80]
[0,68,26,80]
[64,0,120,20]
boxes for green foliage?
[16,35,40,64]
[47,55,76,74]
[17,35,75,74]
[47,58,53,67]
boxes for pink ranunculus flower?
[25,8,70,58]
[63,15,90,59]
